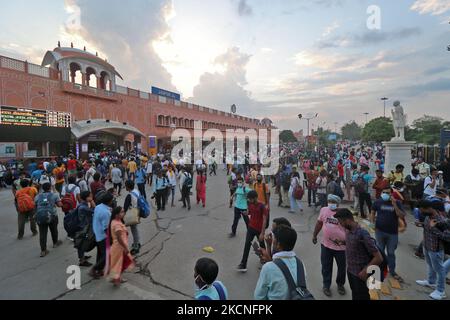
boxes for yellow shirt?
[128,161,137,173]
[387,171,404,184]
[53,167,65,184]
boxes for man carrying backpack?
[15,179,38,240]
[255,225,313,300]
[353,165,373,219]
[280,166,291,208]
[194,258,228,300]
[61,176,81,215]
[35,183,63,258]
[53,162,66,195]
[153,170,169,211]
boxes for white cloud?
[322,21,340,37]
[411,0,450,15]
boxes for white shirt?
[85,167,97,185]
[166,170,177,187]
[423,176,437,197]
[146,162,153,174]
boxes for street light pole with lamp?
[298,113,318,148]
[381,97,389,118]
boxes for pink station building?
[0,44,274,160]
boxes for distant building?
[293,130,305,143]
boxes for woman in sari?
[106,206,135,287]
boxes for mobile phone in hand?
[252,241,261,257]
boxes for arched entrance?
[71,119,146,158]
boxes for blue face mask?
[381,193,390,202]
[329,204,338,211]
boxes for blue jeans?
[375,230,398,275]
[423,248,446,293]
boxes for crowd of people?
[2,141,450,300]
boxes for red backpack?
[61,185,77,213]
[16,188,36,213]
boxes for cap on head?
[327,194,341,204]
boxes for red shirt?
[337,163,344,177]
[90,181,105,197]
[248,202,268,232]
[67,159,77,171]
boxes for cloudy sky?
[1,0,449,132]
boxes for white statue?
[391,101,407,141]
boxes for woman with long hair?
[106,206,135,287]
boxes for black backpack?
[274,258,315,300]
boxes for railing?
[67,82,117,100]
[0,54,265,127]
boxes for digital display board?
[0,106,71,128]
[0,106,72,143]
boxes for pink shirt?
[318,207,346,251]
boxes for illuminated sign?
[0,106,71,128]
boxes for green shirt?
[235,186,249,210]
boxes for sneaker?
[338,286,346,295]
[53,240,63,248]
[228,233,236,238]
[236,264,247,273]
[416,280,437,289]
[17,236,24,240]
[430,290,447,300]
[32,231,38,237]
[323,288,332,297]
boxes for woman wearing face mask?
[312,194,347,297]
[194,258,228,300]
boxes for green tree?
[362,117,395,142]
[341,121,362,141]
[279,130,298,143]
[409,116,444,145]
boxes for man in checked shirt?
[416,200,450,300]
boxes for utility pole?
[381,97,389,118]
[364,112,369,125]
[299,113,318,149]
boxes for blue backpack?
[197,282,227,300]
[132,191,151,218]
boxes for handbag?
[124,208,141,226]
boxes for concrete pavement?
[0,169,441,300]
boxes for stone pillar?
[383,140,416,176]
[81,73,87,86]
[97,76,102,89]
[70,71,76,83]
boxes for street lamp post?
[381,97,389,118]
[364,112,369,125]
[298,113,318,149]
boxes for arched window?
[69,62,82,85]
[178,118,184,127]
[190,120,194,128]
[165,116,171,126]
[100,71,111,91]
[158,115,164,126]
[86,67,97,88]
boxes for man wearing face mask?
[370,188,406,283]
[194,258,228,300]
[229,177,249,238]
[312,195,347,297]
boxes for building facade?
[0,44,273,159]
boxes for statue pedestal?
[383,140,415,175]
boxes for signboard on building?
[148,136,157,156]
[0,143,16,158]
[151,87,181,101]
[328,134,337,141]
[24,150,37,158]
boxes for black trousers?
[359,192,372,217]
[347,272,370,300]
[18,210,37,238]
[113,183,122,195]
[240,227,266,267]
[321,245,346,289]
[231,207,249,235]
[181,186,191,209]
[137,183,147,200]
[93,239,107,273]
[210,165,217,176]
[38,216,59,251]
[155,189,166,210]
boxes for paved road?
[0,169,441,300]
